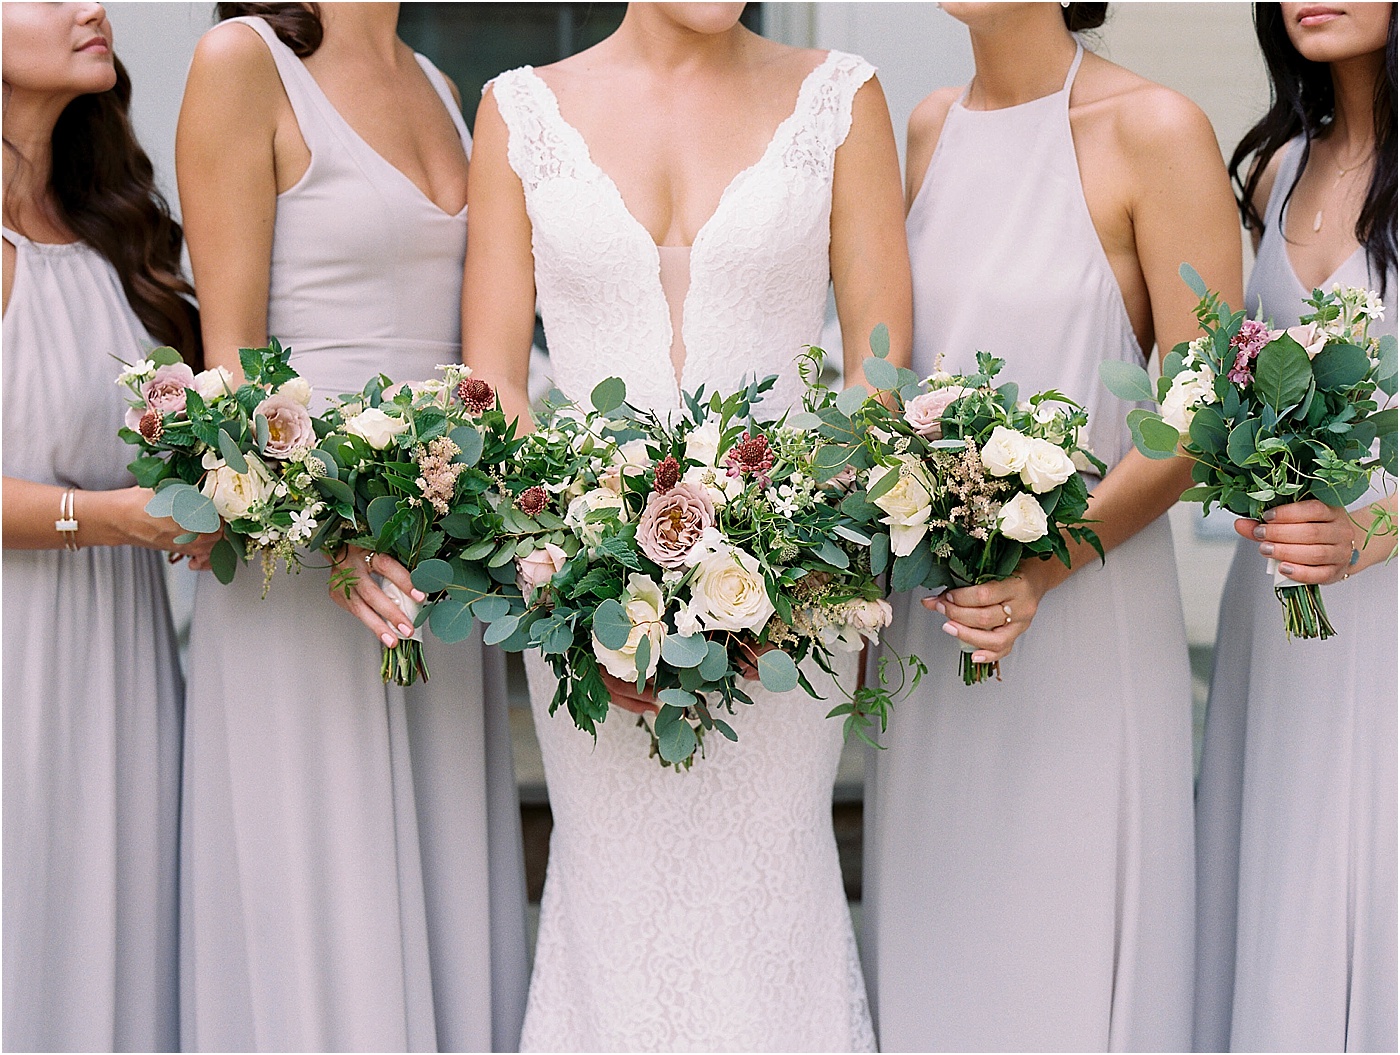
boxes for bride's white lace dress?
[491,50,878,1053]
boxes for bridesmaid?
[176,4,526,1050]
[1195,4,1396,1050]
[862,3,1243,1049]
[2,3,214,1049]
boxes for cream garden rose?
[516,542,568,597]
[201,453,276,520]
[1160,364,1216,434]
[684,546,776,633]
[592,574,666,681]
[868,457,935,557]
[684,420,722,466]
[344,406,411,449]
[192,365,236,401]
[996,491,1049,543]
[980,425,1033,477]
[565,487,628,546]
[1019,438,1077,494]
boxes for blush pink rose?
[904,386,973,438]
[516,542,568,595]
[636,482,715,569]
[140,363,196,416]
[254,392,316,459]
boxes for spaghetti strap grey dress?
[2,226,181,1051]
[1193,137,1397,1053]
[179,18,527,1053]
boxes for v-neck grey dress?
[1193,138,1397,1053]
[179,18,527,1052]
[2,228,182,1052]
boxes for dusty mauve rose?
[140,363,195,416]
[516,542,567,596]
[254,392,316,459]
[516,486,547,517]
[636,482,715,569]
[904,385,972,438]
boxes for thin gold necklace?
[1313,142,1373,233]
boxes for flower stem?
[958,652,1000,686]
[382,640,430,686]
[1276,583,1336,641]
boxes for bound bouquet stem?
[1102,266,1397,640]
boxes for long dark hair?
[1062,4,1108,33]
[4,58,201,364]
[215,3,323,56]
[1230,2,1397,295]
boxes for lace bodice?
[491,51,874,413]
[496,51,879,1052]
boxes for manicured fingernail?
[1253,525,1267,539]
[922,597,939,610]
[1278,563,1294,577]
[398,623,413,636]
[1259,543,1274,556]
[972,653,989,664]
[942,622,959,637]
[381,633,396,647]
[933,600,946,614]
[1262,509,1277,522]
[411,589,426,602]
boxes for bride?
[463,3,910,1049]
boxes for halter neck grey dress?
[179,18,527,1052]
[2,228,182,1051]
[863,46,1196,1050]
[1193,137,1397,1053]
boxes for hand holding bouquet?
[826,334,1103,685]
[118,340,332,590]
[1101,266,1397,639]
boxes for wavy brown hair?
[216,3,323,56]
[4,58,202,365]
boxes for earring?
[1061,1,1071,7]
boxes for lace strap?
[488,67,586,195]
[780,51,876,181]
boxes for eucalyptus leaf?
[656,715,698,764]
[593,598,631,649]
[869,531,891,576]
[217,428,249,474]
[144,485,180,519]
[410,558,454,594]
[835,385,868,417]
[656,689,696,710]
[590,377,626,415]
[699,640,729,682]
[633,634,652,688]
[471,596,512,621]
[540,621,572,656]
[757,649,799,693]
[306,448,338,480]
[661,634,708,668]
[170,487,221,534]
[429,598,477,643]
[254,413,270,454]
[483,614,521,646]
[367,495,398,539]
[869,322,891,359]
[1099,360,1157,403]
[863,356,899,391]
[209,537,239,584]
[890,543,933,593]
[449,425,484,467]
[1179,262,1208,297]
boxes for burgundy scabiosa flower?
[653,455,680,494]
[138,409,164,442]
[724,431,775,487]
[456,377,496,415]
[516,485,548,517]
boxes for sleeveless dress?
[490,52,878,1052]
[863,46,1197,1051]
[1193,138,1398,1053]
[2,230,182,1051]
[180,18,527,1052]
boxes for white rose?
[515,542,568,597]
[980,426,1032,477]
[276,376,313,406]
[684,420,722,466]
[1019,438,1077,494]
[686,546,776,633]
[1160,366,1216,435]
[682,464,742,506]
[996,491,1049,543]
[869,457,934,558]
[565,487,627,546]
[201,455,276,520]
[592,574,666,681]
[344,406,411,449]
[192,365,236,401]
[601,439,650,494]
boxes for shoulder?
[907,86,962,156]
[1074,55,1219,162]
[189,19,278,83]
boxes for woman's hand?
[1237,499,1382,585]
[922,559,1061,664]
[328,545,425,647]
[104,486,223,560]
[600,671,660,716]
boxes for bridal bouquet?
[1101,266,1397,639]
[478,358,915,768]
[314,367,523,685]
[117,339,334,589]
[825,337,1103,685]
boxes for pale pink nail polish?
[941,622,959,637]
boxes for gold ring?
[364,553,374,568]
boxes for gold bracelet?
[55,488,79,551]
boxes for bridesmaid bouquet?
[1101,265,1397,639]
[828,334,1103,685]
[313,367,523,685]
[481,357,917,769]
[117,339,336,590]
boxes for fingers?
[371,553,425,601]
[329,547,415,646]
[1276,558,1348,586]
[599,672,660,715]
[1260,540,1352,571]
[1262,499,1341,525]
[354,573,417,639]
[919,580,1037,664]
[937,619,1020,664]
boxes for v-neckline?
[302,53,469,219]
[1277,141,1365,297]
[521,52,835,402]
[521,51,835,252]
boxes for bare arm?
[935,91,1244,662]
[831,76,913,381]
[462,87,538,433]
[903,88,959,214]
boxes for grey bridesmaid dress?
[1193,138,1397,1053]
[2,228,181,1051]
[862,45,1197,1051]
[179,18,528,1052]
